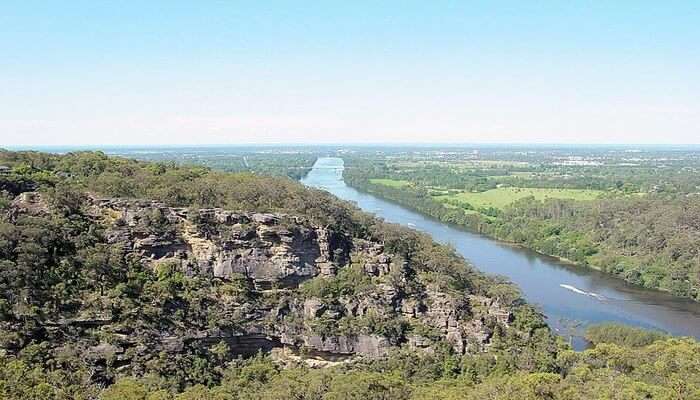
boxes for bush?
[585,324,667,347]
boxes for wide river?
[302,157,700,348]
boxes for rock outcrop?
[84,197,512,360]
[91,197,351,291]
[4,193,515,376]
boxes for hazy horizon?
[2,1,699,146]
[7,142,700,152]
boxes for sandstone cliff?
[89,197,512,359]
[3,192,517,381]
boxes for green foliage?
[108,149,318,180]
[91,336,700,398]
[3,149,700,399]
[369,178,412,188]
[324,371,411,400]
[0,150,358,232]
[300,264,372,299]
[100,379,149,400]
[585,323,668,347]
[0,355,97,400]
[344,151,700,301]
[435,187,602,210]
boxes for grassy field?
[369,178,411,188]
[435,187,603,209]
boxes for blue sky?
[1,1,699,145]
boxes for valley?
[2,148,700,399]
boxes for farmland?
[434,187,603,210]
[369,178,411,188]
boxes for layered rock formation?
[85,197,512,361]
[91,197,350,289]
[4,193,516,380]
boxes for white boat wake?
[560,284,607,301]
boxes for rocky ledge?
[91,197,512,358]
[5,193,516,375]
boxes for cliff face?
[90,197,511,358]
[4,192,516,381]
[94,197,349,289]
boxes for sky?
[1,1,699,146]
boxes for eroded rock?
[7,195,517,371]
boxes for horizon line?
[6,142,700,149]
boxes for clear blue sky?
[1,1,699,145]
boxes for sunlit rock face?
[3,193,513,376]
[94,198,351,290]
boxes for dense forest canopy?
[1,149,700,399]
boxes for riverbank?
[343,172,698,303]
[350,180,609,269]
[302,157,700,344]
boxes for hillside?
[1,150,699,399]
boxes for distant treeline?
[108,150,318,180]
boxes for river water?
[302,157,700,348]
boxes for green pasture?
[435,187,603,210]
[369,178,411,188]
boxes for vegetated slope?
[0,150,556,398]
[344,161,700,301]
[2,151,699,399]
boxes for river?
[301,157,700,349]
